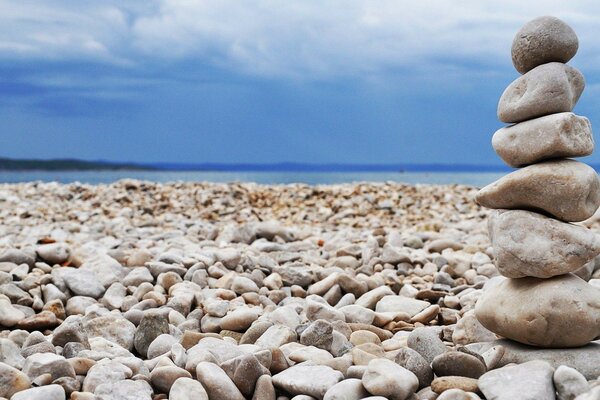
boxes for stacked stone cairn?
[474,16,600,348]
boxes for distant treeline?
[0,157,154,171]
[0,157,526,172]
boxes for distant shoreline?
[0,157,515,173]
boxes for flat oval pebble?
[497,62,584,123]
[492,112,593,167]
[476,159,600,222]
[512,16,579,74]
[488,209,600,278]
[475,274,600,347]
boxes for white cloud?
[2,0,600,79]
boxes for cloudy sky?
[2,1,600,165]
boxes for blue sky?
[2,1,600,165]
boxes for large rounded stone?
[488,210,600,278]
[512,16,578,74]
[497,63,584,123]
[10,384,65,400]
[195,361,245,400]
[169,377,209,400]
[476,159,600,222]
[475,274,600,347]
[492,112,593,167]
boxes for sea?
[0,171,504,187]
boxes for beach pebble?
[169,377,209,400]
[492,112,593,167]
[407,327,447,363]
[478,360,555,400]
[476,159,600,222]
[272,364,344,399]
[475,274,600,347]
[323,378,370,400]
[498,62,584,123]
[488,209,600,278]
[361,358,419,400]
[10,384,65,400]
[554,365,589,400]
[512,16,578,74]
[431,351,487,379]
[196,361,245,400]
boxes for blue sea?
[0,171,504,187]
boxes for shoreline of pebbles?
[0,179,600,399]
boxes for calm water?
[0,171,504,187]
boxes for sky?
[3,1,600,165]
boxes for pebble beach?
[0,180,599,400]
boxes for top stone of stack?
[512,16,579,74]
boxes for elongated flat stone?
[493,112,593,167]
[476,159,600,222]
[498,62,584,123]
[475,274,600,348]
[489,210,600,278]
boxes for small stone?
[511,16,578,74]
[478,360,555,400]
[0,361,31,398]
[0,338,25,368]
[272,364,344,399]
[553,365,589,400]
[300,319,333,350]
[252,375,276,400]
[432,351,487,379]
[452,310,497,345]
[394,347,433,388]
[475,274,600,347]
[231,276,260,294]
[488,210,600,278]
[82,360,132,393]
[85,314,136,351]
[220,307,259,331]
[362,358,418,400]
[492,112,593,167]
[220,353,265,397]
[195,361,245,400]
[36,243,70,265]
[431,376,480,394]
[63,269,106,298]
[407,327,447,363]
[10,384,65,400]
[476,159,600,222]
[0,296,26,327]
[22,353,75,381]
[169,377,209,400]
[255,324,297,348]
[436,388,481,400]
[94,379,153,400]
[497,62,584,123]
[134,310,170,357]
[150,365,192,393]
[375,295,429,317]
[147,334,178,359]
[481,345,505,370]
[52,316,89,347]
[323,378,370,400]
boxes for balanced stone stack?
[474,16,600,348]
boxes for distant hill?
[148,162,514,172]
[0,157,154,171]
[0,157,519,172]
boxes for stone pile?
[475,16,600,348]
